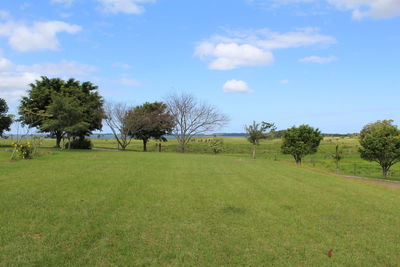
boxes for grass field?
[2,136,400,181]
[1,148,400,266]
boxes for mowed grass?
[1,149,400,266]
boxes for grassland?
[89,137,400,180]
[1,147,400,266]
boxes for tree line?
[0,76,399,177]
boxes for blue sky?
[0,0,399,133]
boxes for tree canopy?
[166,93,229,152]
[125,102,174,152]
[359,120,400,178]
[245,121,275,159]
[281,125,323,164]
[19,76,104,147]
[0,98,12,137]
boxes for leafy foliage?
[125,102,174,151]
[65,138,93,149]
[359,120,400,178]
[208,137,224,154]
[13,142,34,159]
[331,144,343,171]
[0,98,12,137]
[245,121,275,159]
[19,77,103,147]
[281,125,323,164]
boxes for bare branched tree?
[104,102,132,150]
[165,93,229,152]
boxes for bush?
[65,138,92,149]
[208,138,224,154]
[13,142,34,159]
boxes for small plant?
[331,144,343,172]
[13,142,34,159]
[64,138,92,149]
[208,138,224,154]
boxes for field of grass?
[91,137,400,180]
[2,136,400,180]
[1,148,400,266]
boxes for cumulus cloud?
[195,28,335,70]
[97,0,156,15]
[299,55,337,63]
[0,72,39,103]
[17,60,97,76]
[196,42,274,70]
[223,79,253,93]
[0,57,96,103]
[248,0,400,19]
[0,20,81,52]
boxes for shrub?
[65,138,92,149]
[208,138,224,154]
[13,142,34,159]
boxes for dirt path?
[341,175,400,191]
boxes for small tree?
[245,121,275,159]
[0,98,12,137]
[208,137,224,154]
[104,102,132,150]
[166,93,229,152]
[281,125,323,164]
[359,120,400,178]
[331,144,343,172]
[125,102,174,152]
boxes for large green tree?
[19,76,104,147]
[281,125,323,164]
[0,98,12,137]
[359,120,400,178]
[245,121,275,159]
[125,102,174,152]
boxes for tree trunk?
[180,142,185,153]
[295,156,302,165]
[68,136,71,150]
[382,166,389,178]
[143,139,148,152]
[252,145,256,159]
[56,132,63,148]
[158,143,162,152]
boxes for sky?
[0,0,399,134]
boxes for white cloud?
[299,55,337,63]
[97,0,155,15]
[223,79,253,93]
[196,42,274,70]
[249,0,400,19]
[0,20,81,52]
[0,57,13,72]
[0,56,97,103]
[195,28,335,70]
[119,78,141,86]
[17,60,97,76]
[0,72,39,103]
[328,0,400,19]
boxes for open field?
[1,148,400,266]
[4,136,398,180]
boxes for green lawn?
[1,149,400,266]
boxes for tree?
[281,125,323,164]
[359,120,400,178]
[125,102,174,152]
[104,102,132,150]
[0,98,12,137]
[42,94,89,149]
[331,144,343,172]
[166,93,229,152]
[245,121,276,159]
[19,76,104,147]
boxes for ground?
[1,148,400,266]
